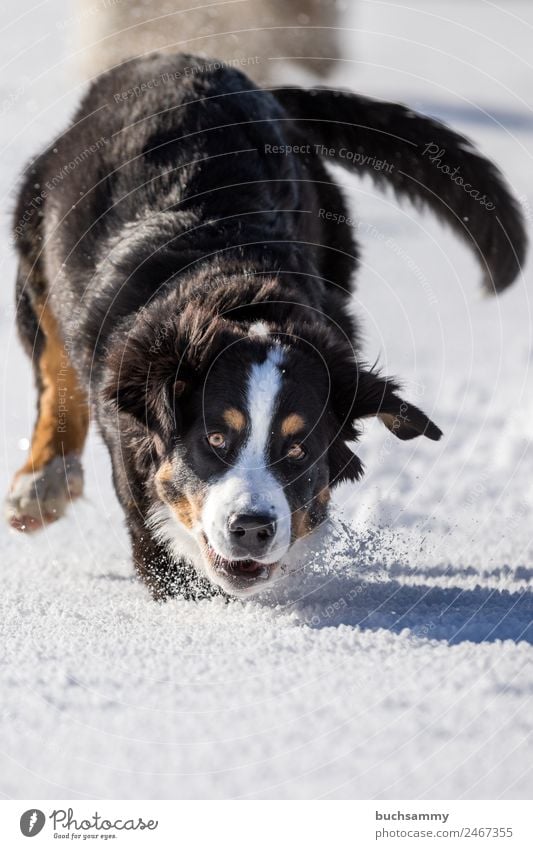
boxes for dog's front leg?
[103,431,218,600]
[130,527,223,601]
[121,489,215,601]
[97,423,183,599]
[128,526,199,601]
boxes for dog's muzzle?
[227,512,277,558]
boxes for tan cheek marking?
[170,493,204,530]
[317,487,331,506]
[155,460,173,484]
[155,464,205,529]
[281,413,305,438]
[292,507,313,541]
[223,407,246,432]
[154,460,174,500]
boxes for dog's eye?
[207,432,226,449]
[286,442,306,461]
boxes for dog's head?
[104,297,441,597]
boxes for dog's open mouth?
[202,539,274,582]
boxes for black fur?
[273,86,527,293]
[12,53,526,598]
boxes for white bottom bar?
[1,799,532,847]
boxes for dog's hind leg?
[5,262,90,532]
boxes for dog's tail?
[274,87,527,293]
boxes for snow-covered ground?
[1,1,532,799]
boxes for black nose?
[228,513,276,556]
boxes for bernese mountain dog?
[6,53,526,599]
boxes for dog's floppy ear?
[317,331,443,442]
[353,368,443,442]
[326,358,441,487]
[102,302,239,442]
[292,326,442,486]
[102,310,195,442]
[103,345,190,443]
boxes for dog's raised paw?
[5,454,84,532]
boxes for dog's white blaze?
[244,346,283,469]
[201,346,291,562]
[248,321,269,338]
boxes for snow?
[1,0,532,800]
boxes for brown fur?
[14,300,89,479]
[169,494,204,530]
[155,459,174,486]
[317,486,330,506]
[292,506,313,540]
[154,460,176,503]
[281,413,305,437]
[155,462,204,530]
[223,407,246,432]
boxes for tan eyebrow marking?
[281,413,306,437]
[223,407,246,431]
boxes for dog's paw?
[5,454,84,532]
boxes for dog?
[6,53,526,599]
[73,0,342,85]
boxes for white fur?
[147,503,206,576]
[201,346,291,563]
[248,321,270,338]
